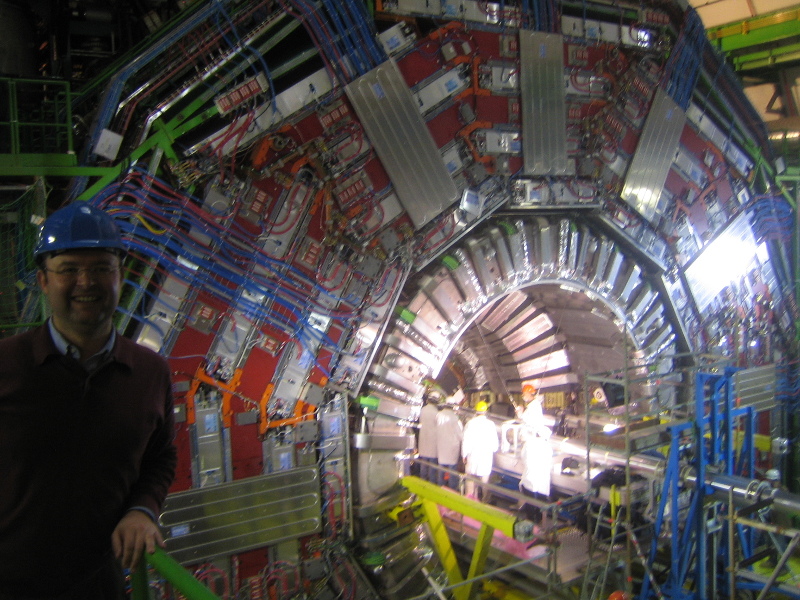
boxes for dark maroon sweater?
[0,324,177,595]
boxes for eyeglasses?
[44,265,120,278]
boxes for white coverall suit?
[417,402,439,482]
[461,413,499,499]
[519,397,553,521]
[435,407,463,488]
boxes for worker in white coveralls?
[435,390,464,489]
[417,395,440,483]
[462,400,499,500]
[517,384,553,523]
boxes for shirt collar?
[47,318,116,364]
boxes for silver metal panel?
[621,89,685,223]
[367,376,417,403]
[603,250,625,292]
[618,263,642,304]
[393,320,441,359]
[517,349,571,378]
[467,237,503,297]
[629,285,657,323]
[446,259,482,306]
[405,294,448,347]
[370,364,425,395]
[635,301,664,337]
[194,401,225,487]
[561,15,650,47]
[590,237,612,287]
[536,218,556,276]
[384,333,436,367]
[452,248,486,298]
[380,346,431,380]
[421,271,465,327]
[557,219,571,275]
[576,229,596,279]
[489,227,515,281]
[650,338,676,362]
[345,61,458,230]
[565,224,581,276]
[643,321,670,347]
[137,274,192,353]
[364,396,418,421]
[734,365,777,410]
[645,327,674,357]
[479,292,527,331]
[520,31,571,176]
[353,433,416,450]
[396,0,439,15]
[162,469,321,564]
[407,290,441,318]
[508,219,535,277]
[494,304,541,338]
[508,334,566,363]
[407,314,447,350]
[503,313,555,351]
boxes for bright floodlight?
[685,213,759,311]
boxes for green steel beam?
[402,476,524,539]
[732,41,800,71]
[401,476,536,600]
[0,154,112,177]
[76,128,176,200]
[706,9,800,54]
[417,497,465,589]
[458,522,496,600]
[131,547,221,600]
[777,167,800,182]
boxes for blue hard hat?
[33,202,125,260]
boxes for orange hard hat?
[522,384,536,395]
[607,592,630,600]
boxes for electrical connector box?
[441,42,458,62]
[295,420,319,443]
[94,128,123,161]
[378,22,416,56]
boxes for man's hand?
[111,510,165,571]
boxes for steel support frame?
[706,9,800,53]
[401,475,529,600]
[641,367,760,600]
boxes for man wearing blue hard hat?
[0,203,177,599]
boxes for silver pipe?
[683,471,800,516]
[552,435,665,477]
[768,489,800,517]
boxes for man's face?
[37,249,123,337]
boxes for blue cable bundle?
[662,8,705,110]
[748,194,794,246]
[88,171,377,366]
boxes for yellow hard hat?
[475,401,489,412]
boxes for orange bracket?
[259,383,275,436]
[184,365,243,428]
[258,388,317,437]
